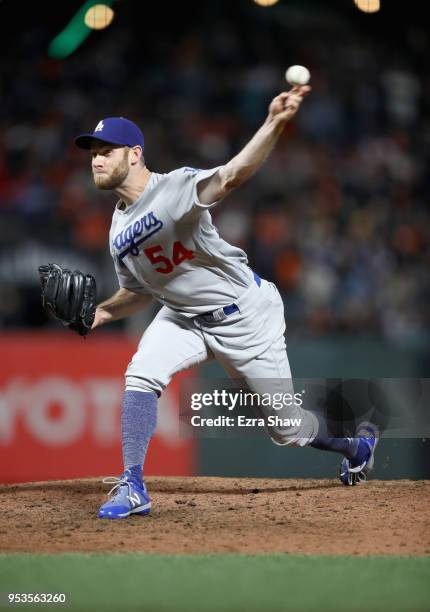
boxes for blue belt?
[202,271,261,320]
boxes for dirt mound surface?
[1,477,428,556]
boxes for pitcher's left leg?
[204,279,379,481]
[207,280,319,447]
[237,286,379,479]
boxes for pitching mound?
[1,477,428,556]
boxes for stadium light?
[49,0,114,59]
[84,4,115,30]
[253,0,280,6]
[354,0,381,13]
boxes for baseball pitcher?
[39,86,378,519]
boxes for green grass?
[0,554,429,611]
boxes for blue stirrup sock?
[121,390,158,487]
[310,412,371,465]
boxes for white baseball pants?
[125,278,318,446]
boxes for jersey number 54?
[143,241,194,274]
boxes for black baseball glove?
[38,263,97,337]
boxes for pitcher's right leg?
[98,306,210,518]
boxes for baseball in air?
[285,65,311,86]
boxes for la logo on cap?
[94,120,104,133]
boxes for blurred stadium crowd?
[0,1,428,341]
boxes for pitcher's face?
[91,144,130,190]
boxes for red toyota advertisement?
[0,333,195,483]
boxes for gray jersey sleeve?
[167,166,223,222]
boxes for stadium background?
[0,0,428,484]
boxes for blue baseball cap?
[74,117,144,150]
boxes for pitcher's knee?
[125,362,168,396]
[270,433,311,448]
[125,375,164,395]
[268,421,304,447]
[268,410,319,448]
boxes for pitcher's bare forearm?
[218,116,288,191]
[92,288,153,328]
[221,86,311,189]
[197,85,311,205]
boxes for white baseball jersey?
[109,166,256,315]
